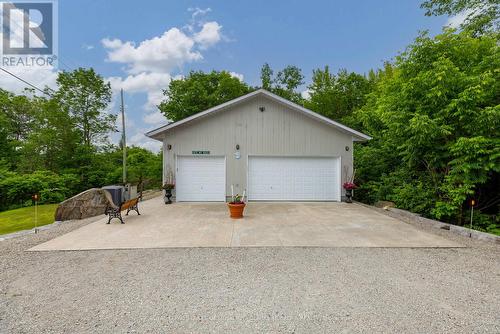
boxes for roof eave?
[144,88,372,142]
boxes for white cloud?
[186,7,212,32]
[194,22,222,49]
[102,28,203,74]
[143,111,166,125]
[102,8,224,151]
[101,7,223,74]
[108,72,172,93]
[129,130,162,152]
[229,71,244,81]
[107,72,178,111]
[82,43,94,50]
[0,65,58,95]
[111,122,162,152]
[188,7,212,20]
[144,90,165,110]
[446,9,475,28]
[101,38,122,49]
[127,126,162,152]
[301,89,311,100]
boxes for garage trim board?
[247,155,341,201]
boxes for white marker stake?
[231,185,234,202]
[470,205,474,238]
[34,201,38,234]
[242,190,246,203]
[470,199,475,238]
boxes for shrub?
[0,171,79,211]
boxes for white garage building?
[146,89,370,202]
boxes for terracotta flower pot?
[227,202,246,219]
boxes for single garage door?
[176,156,225,201]
[248,156,341,201]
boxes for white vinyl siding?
[163,95,355,198]
[248,156,341,201]
[176,156,225,201]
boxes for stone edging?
[356,202,500,244]
[0,221,65,241]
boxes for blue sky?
[2,0,457,151]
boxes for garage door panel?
[248,156,340,201]
[176,156,225,202]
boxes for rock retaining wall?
[357,202,500,244]
[55,188,117,221]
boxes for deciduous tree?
[54,68,115,147]
[159,71,252,122]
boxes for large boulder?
[55,188,118,221]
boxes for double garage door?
[176,156,340,202]
[248,156,341,201]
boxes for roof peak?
[146,89,371,141]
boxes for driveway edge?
[356,202,500,245]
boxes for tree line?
[157,0,499,234]
[0,0,498,234]
[0,69,161,211]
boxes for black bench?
[105,197,140,224]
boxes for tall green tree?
[421,0,499,35]
[0,89,40,168]
[159,70,252,122]
[305,66,372,122]
[20,97,80,173]
[54,68,115,146]
[260,63,273,90]
[353,30,500,229]
[101,147,162,187]
[259,63,305,104]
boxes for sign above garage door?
[192,150,210,155]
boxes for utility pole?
[121,89,127,184]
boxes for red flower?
[343,182,357,190]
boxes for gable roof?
[145,89,371,141]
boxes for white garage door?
[176,156,225,201]
[248,156,341,201]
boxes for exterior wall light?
[345,146,350,151]
[167,144,172,150]
[236,144,240,150]
[259,106,265,112]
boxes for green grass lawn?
[0,204,58,235]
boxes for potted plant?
[162,169,175,204]
[162,182,175,204]
[343,167,357,203]
[227,191,246,219]
[343,182,357,203]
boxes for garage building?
[146,89,370,202]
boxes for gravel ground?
[1,213,499,333]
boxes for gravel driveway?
[1,215,499,333]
